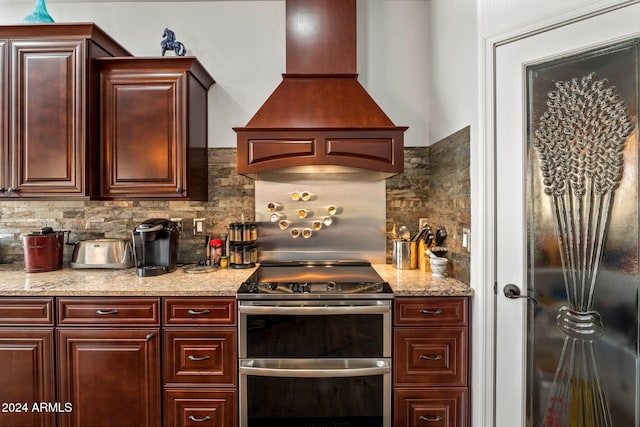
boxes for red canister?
[22,228,65,273]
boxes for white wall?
[1,0,431,147]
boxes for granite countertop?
[0,263,473,297]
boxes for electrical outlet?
[193,218,206,235]
[419,218,430,230]
[462,228,471,252]
[171,218,183,235]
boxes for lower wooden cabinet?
[0,297,55,427]
[0,329,55,427]
[162,298,237,427]
[393,297,470,427]
[164,389,237,427]
[56,328,161,427]
[394,388,468,427]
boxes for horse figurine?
[161,28,186,56]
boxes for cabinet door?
[163,328,237,387]
[164,388,236,427]
[57,328,161,427]
[9,40,85,196]
[394,388,468,427]
[0,329,55,427]
[0,39,6,192]
[100,71,186,198]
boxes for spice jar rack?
[228,222,257,268]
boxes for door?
[57,328,161,427]
[10,39,85,196]
[495,3,640,426]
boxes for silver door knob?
[503,284,537,304]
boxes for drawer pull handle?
[419,354,442,361]
[188,415,211,422]
[188,354,211,361]
[187,309,211,315]
[96,309,119,315]
[419,415,442,422]
[419,308,443,315]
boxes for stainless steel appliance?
[237,260,392,427]
[70,238,134,269]
[132,218,179,277]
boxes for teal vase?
[22,0,55,23]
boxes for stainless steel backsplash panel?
[255,170,386,263]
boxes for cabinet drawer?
[164,388,237,427]
[0,297,53,325]
[163,298,235,325]
[394,327,467,387]
[394,388,468,427]
[57,297,160,325]
[164,328,237,386]
[394,297,468,326]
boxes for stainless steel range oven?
[237,260,393,427]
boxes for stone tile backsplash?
[0,128,470,284]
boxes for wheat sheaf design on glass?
[533,72,634,427]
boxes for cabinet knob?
[146,333,154,341]
[175,187,182,193]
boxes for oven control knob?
[265,282,278,291]
[301,283,310,293]
[326,281,336,291]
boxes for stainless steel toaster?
[71,239,134,269]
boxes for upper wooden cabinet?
[96,57,214,200]
[0,23,131,199]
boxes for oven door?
[238,300,392,359]
[239,358,391,427]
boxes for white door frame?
[474,1,640,426]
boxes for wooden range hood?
[234,0,407,178]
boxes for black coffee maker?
[132,218,179,277]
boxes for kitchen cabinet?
[0,24,130,198]
[0,297,55,427]
[393,297,470,427]
[162,297,237,427]
[56,297,161,427]
[95,57,214,200]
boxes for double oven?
[236,260,393,427]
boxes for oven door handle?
[238,304,389,316]
[240,359,390,378]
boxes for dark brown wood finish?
[164,389,237,427]
[0,39,6,192]
[393,297,470,427]
[57,328,161,427]
[163,328,237,387]
[57,297,160,326]
[0,24,131,198]
[394,388,468,427]
[96,57,214,200]
[163,298,235,326]
[235,0,407,177]
[0,329,55,427]
[286,0,356,74]
[162,298,237,427]
[0,297,53,325]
